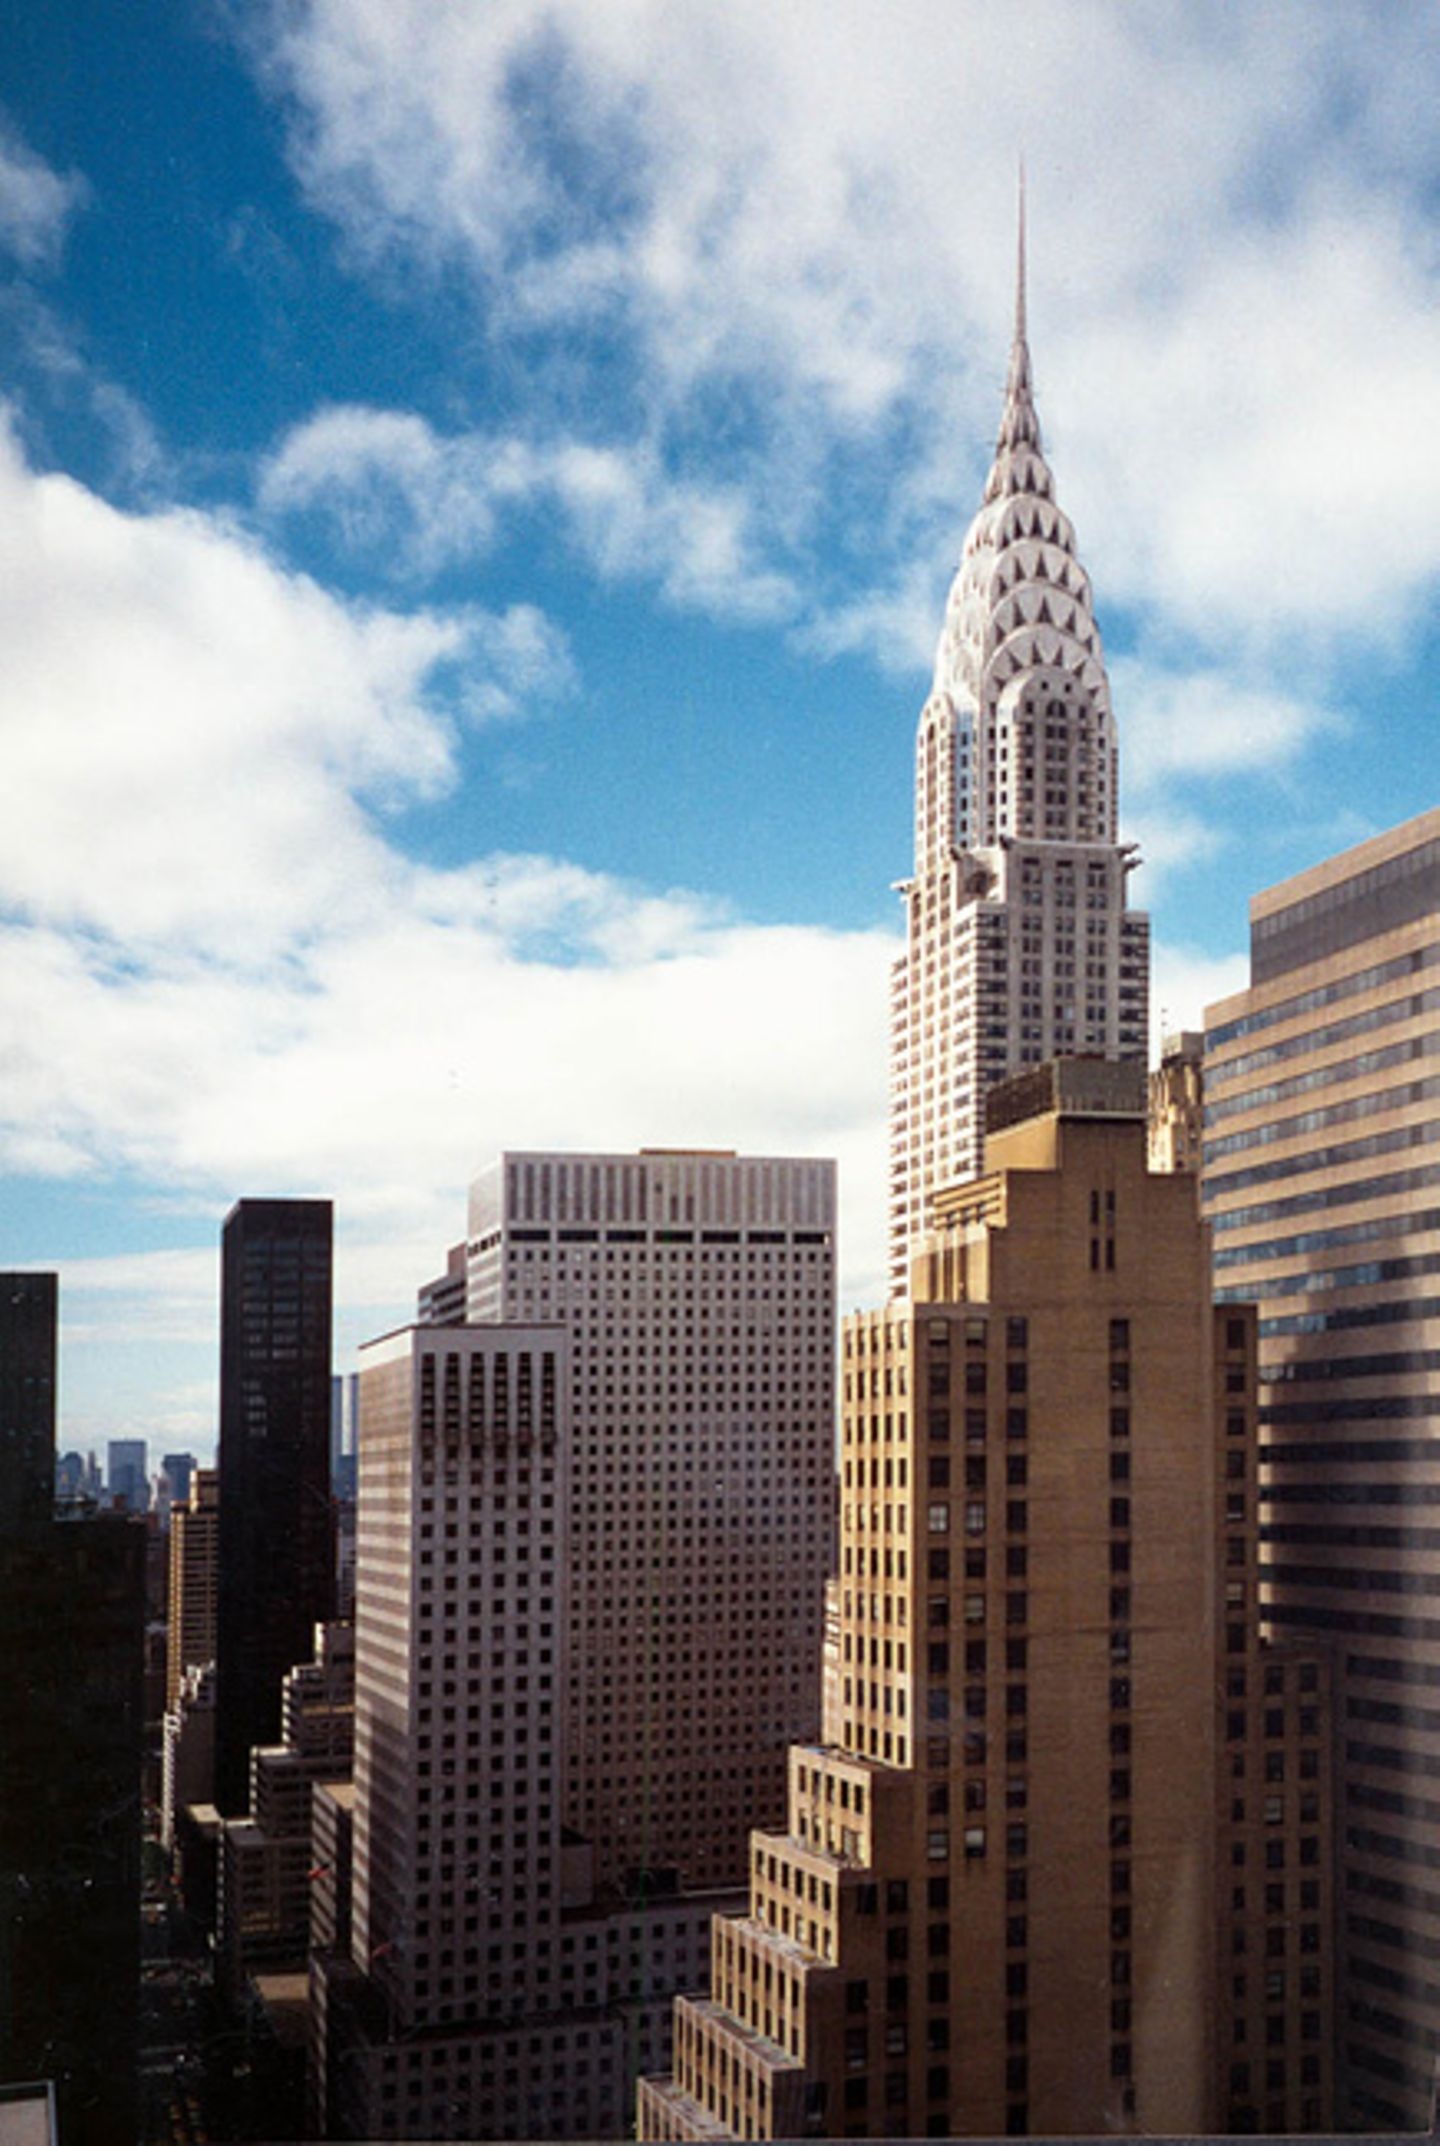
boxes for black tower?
[214,1199,334,1815]
[0,1273,144,2146]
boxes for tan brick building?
[641,1060,1332,2139]
[1149,1028,1205,1174]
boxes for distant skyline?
[3,4,1439,1457]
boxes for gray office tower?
[0,1274,145,2146]
[215,1200,334,1816]
[1204,809,1440,2127]
[162,1450,196,1507]
[106,1437,148,1513]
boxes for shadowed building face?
[215,1197,334,1816]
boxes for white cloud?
[793,559,946,679]
[0,414,573,957]
[0,418,893,1402]
[1054,198,1440,650]
[0,122,86,268]
[259,403,796,622]
[1112,658,1343,790]
[4,888,895,1431]
[1123,807,1222,898]
[1151,942,1251,1053]
[246,2,1440,660]
[258,404,506,567]
[1,883,893,1233]
[1105,653,1344,898]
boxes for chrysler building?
[888,211,1149,1290]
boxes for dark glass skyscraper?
[215,1199,334,1816]
[0,1272,57,1538]
[0,1273,144,2146]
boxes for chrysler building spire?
[887,197,1150,1291]
[999,164,1038,452]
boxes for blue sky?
[1,1,1438,1463]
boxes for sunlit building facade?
[887,225,1148,1293]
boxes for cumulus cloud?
[1112,658,1343,791]
[0,414,574,956]
[259,403,796,621]
[0,121,86,268]
[0,422,893,1432]
[244,1,1440,660]
[7,878,895,1449]
[1054,201,1440,649]
[1105,652,1344,896]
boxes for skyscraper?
[161,1449,196,1508]
[215,1198,334,1815]
[0,1275,145,2146]
[314,1321,726,2139]
[105,1436,148,1514]
[166,1465,219,1714]
[330,1370,359,1486]
[1203,806,1440,2129]
[217,1619,354,1997]
[1148,1029,1205,1174]
[315,1149,836,2136]
[467,1148,836,1886]
[641,1064,1234,2139]
[0,1272,56,1538]
[887,214,1148,1291]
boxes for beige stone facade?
[642,1065,1251,2139]
[312,1320,747,2139]
[1149,1028,1205,1173]
[465,1150,836,1888]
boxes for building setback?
[887,213,1148,1292]
[217,1620,354,1998]
[215,1198,334,1816]
[313,1322,731,2139]
[639,1063,1333,2139]
[466,1149,836,1889]
[1204,806,1440,2129]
